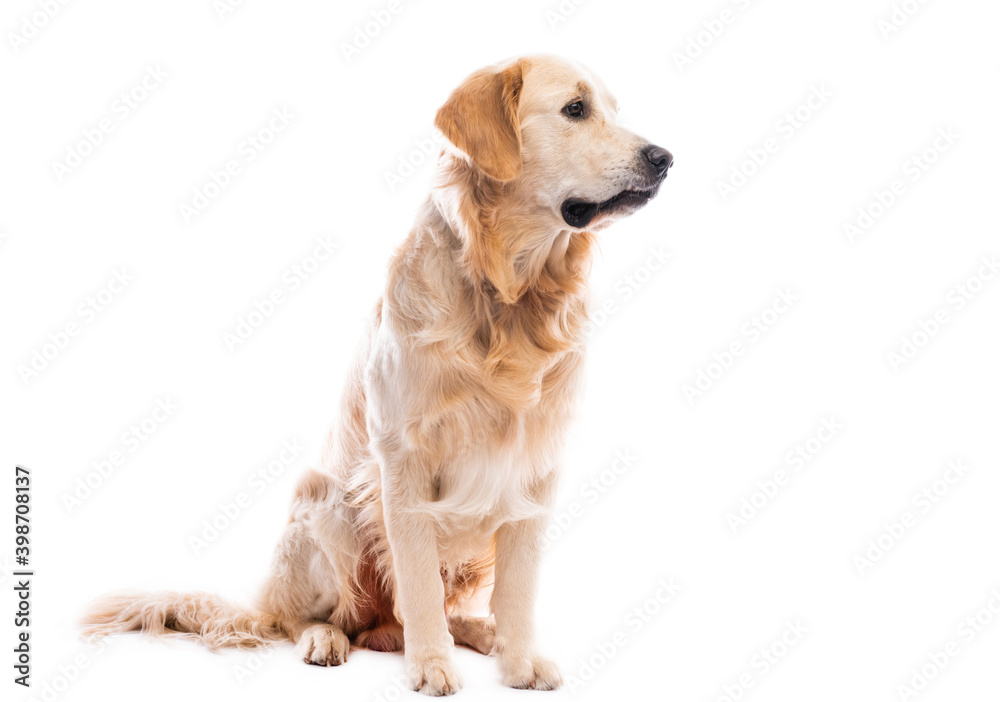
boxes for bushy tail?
[80,590,287,650]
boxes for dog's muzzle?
[560,144,673,229]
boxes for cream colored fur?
[81,54,668,696]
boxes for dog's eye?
[562,101,585,119]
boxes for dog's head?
[434,55,672,233]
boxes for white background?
[2,0,999,700]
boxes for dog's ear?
[434,60,524,183]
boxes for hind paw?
[356,622,404,652]
[296,624,350,667]
[448,615,495,655]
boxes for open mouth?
[561,184,661,229]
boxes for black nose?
[642,145,673,176]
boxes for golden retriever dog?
[82,54,672,695]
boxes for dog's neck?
[380,159,594,409]
[430,154,595,307]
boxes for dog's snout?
[642,145,673,176]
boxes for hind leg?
[290,620,351,666]
[257,516,352,667]
[354,616,494,655]
[449,615,495,655]
[356,620,405,652]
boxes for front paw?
[499,653,562,691]
[407,652,463,696]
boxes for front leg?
[382,480,461,696]
[491,517,563,691]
